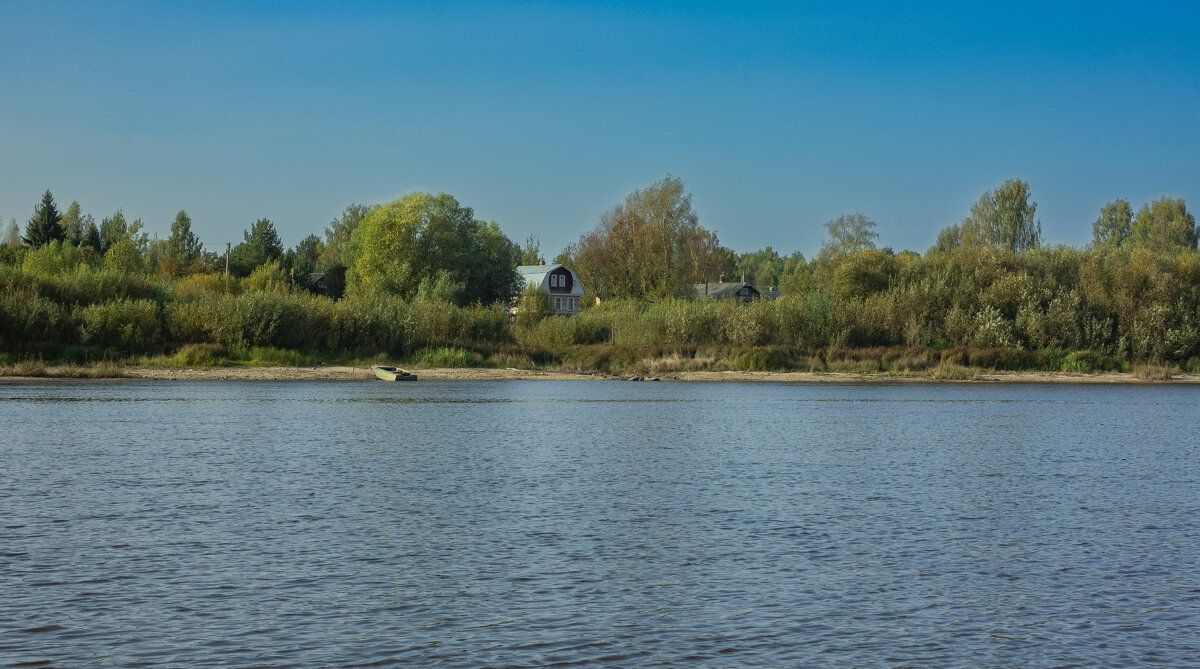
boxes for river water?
[2,380,1198,667]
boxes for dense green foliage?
[345,193,520,305]
[229,218,284,277]
[5,181,1199,375]
[559,175,722,299]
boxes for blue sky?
[2,1,1198,258]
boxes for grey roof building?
[687,282,760,302]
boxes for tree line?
[3,176,1199,370]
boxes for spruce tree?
[23,190,65,247]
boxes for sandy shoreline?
[6,365,1196,384]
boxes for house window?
[555,297,561,310]
[550,274,557,288]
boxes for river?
[2,380,1198,666]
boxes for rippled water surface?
[2,380,1199,667]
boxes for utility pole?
[225,242,231,275]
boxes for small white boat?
[371,365,417,381]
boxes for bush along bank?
[4,245,1200,377]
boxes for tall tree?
[229,218,284,276]
[518,233,542,265]
[4,218,21,247]
[561,175,720,299]
[931,223,962,253]
[820,213,879,260]
[60,201,94,247]
[736,247,786,286]
[961,179,1041,253]
[285,233,324,277]
[23,190,64,247]
[321,203,373,267]
[81,217,102,254]
[316,203,374,298]
[1129,198,1197,252]
[167,210,203,269]
[345,193,520,304]
[99,210,148,256]
[1092,199,1133,250]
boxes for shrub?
[103,239,146,274]
[462,303,512,344]
[411,300,466,349]
[220,291,314,351]
[329,291,410,354]
[242,260,291,294]
[719,299,775,347]
[177,273,240,300]
[78,299,163,352]
[54,265,156,306]
[165,294,224,344]
[515,285,552,329]
[22,241,90,276]
[972,306,1018,349]
[0,287,69,350]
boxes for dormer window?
[550,274,559,288]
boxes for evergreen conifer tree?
[23,190,65,247]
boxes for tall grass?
[0,357,47,377]
[412,346,480,368]
[1133,363,1172,381]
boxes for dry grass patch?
[0,358,48,377]
[1133,363,1172,382]
[931,360,979,380]
[53,363,91,378]
[90,360,127,378]
[630,350,721,376]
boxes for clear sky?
[2,1,1198,259]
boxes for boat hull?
[372,365,417,381]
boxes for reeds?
[0,357,47,377]
[52,360,126,378]
[1132,363,1172,382]
[931,360,979,380]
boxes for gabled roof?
[515,263,585,296]
[687,282,760,300]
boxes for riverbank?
[5,365,1198,383]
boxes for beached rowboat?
[371,365,417,381]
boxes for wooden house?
[516,263,585,315]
